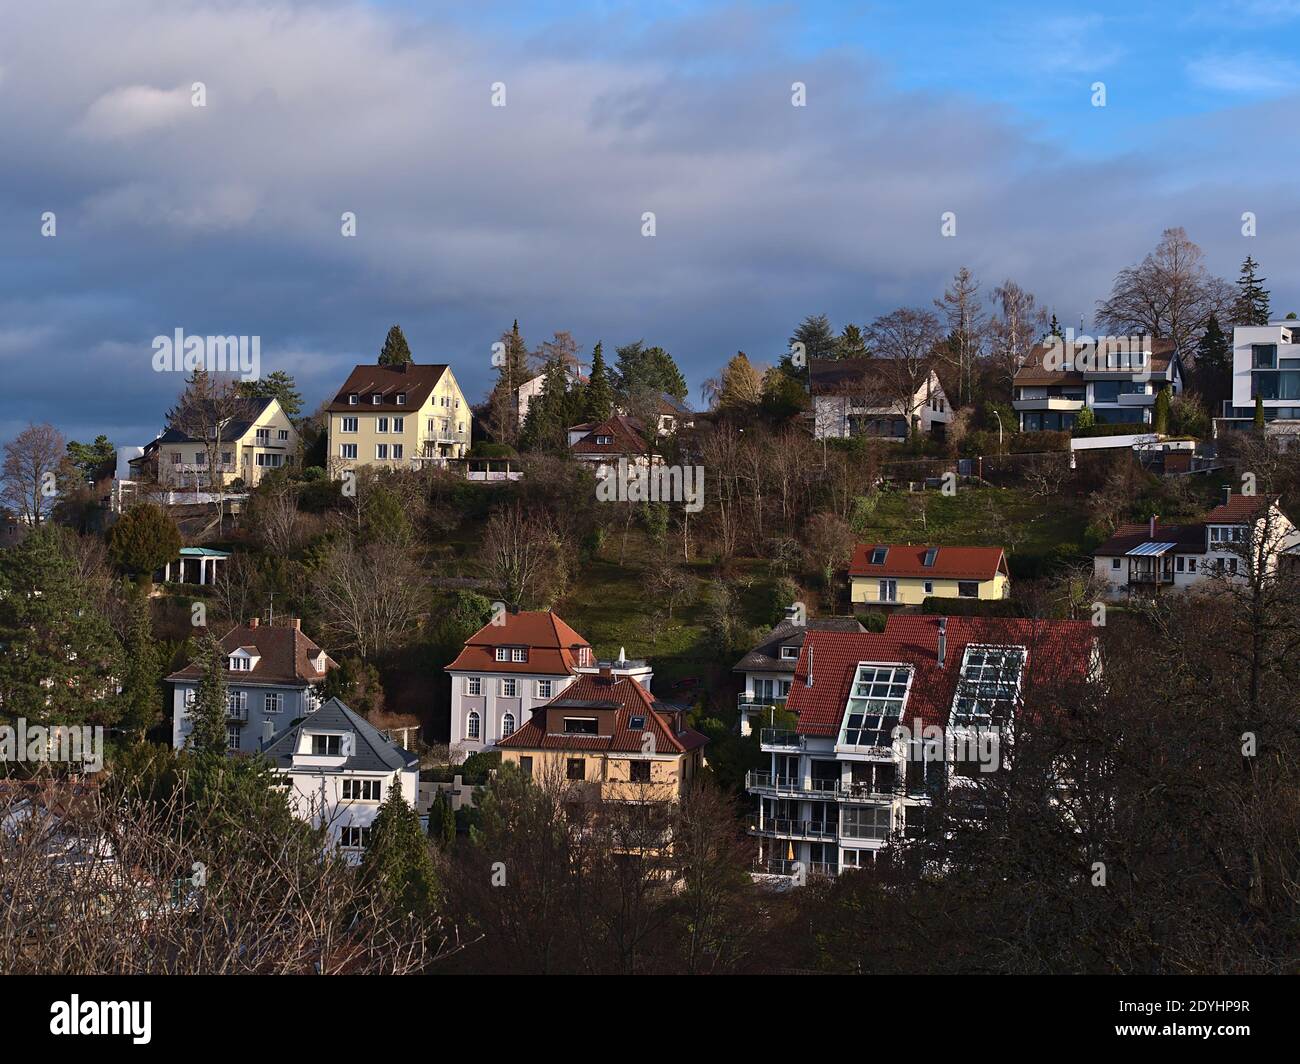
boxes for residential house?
[517,364,586,424]
[259,697,419,859]
[1215,322,1300,443]
[497,666,708,804]
[1012,336,1181,432]
[809,358,951,441]
[1092,489,1300,599]
[732,609,866,736]
[446,610,618,761]
[567,415,659,477]
[747,614,1093,880]
[326,361,471,475]
[153,397,298,489]
[651,394,695,436]
[169,618,338,755]
[849,544,1010,607]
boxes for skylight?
[922,548,938,567]
[870,547,888,565]
[839,664,911,749]
[951,645,1026,726]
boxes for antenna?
[268,592,275,627]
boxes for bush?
[1010,430,1070,453]
[1073,420,1149,438]
[919,596,1022,617]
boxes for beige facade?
[850,571,1010,606]
[328,368,470,475]
[157,400,298,489]
[499,747,703,804]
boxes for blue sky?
[2,0,1299,446]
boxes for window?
[1175,556,1185,573]
[922,548,938,567]
[264,692,282,714]
[841,804,891,840]
[221,451,232,465]
[256,428,270,442]
[342,778,381,801]
[375,444,389,459]
[951,645,1027,726]
[194,452,206,465]
[184,688,197,708]
[396,393,406,405]
[1111,557,1121,570]
[341,826,371,849]
[842,849,873,869]
[392,416,404,432]
[1187,557,1196,572]
[519,756,533,777]
[229,655,250,671]
[226,726,241,751]
[171,452,182,464]
[392,444,403,460]
[780,645,799,660]
[377,417,389,433]
[494,647,509,662]
[629,760,651,783]
[371,395,382,405]
[348,394,359,405]
[595,434,613,445]
[511,647,527,663]
[578,647,591,667]
[501,712,516,737]
[567,758,586,781]
[226,691,247,713]
[957,581,979,598]
[278,429,289,440]
[466,676,481,696]
[426,419,435,434]
[342,417,358,432]
[340,443,357,459]
[311,733,343,756]
[537,679,553,698]
[878,579,897,603]
[840,665,911,748]
[466,711,480,740]
[870,547,887,565]
[1253,344,1278,369]
[923,581,933,594]
[256,453,283,467]
[501,678,518,697]
[564,717,598,734]
[629,715,646,730]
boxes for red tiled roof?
[570,415,649,456]
[445,610,592,676]
[1092,495,1283,556]
[848,544,1007,581]
[325,363,450,413]
[167,622,336,686]
[786,615,1093,738]
[1203,493,1274,524]
[497,672,708,755]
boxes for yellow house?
[326,362,471,476]
[849,544,1010,606]
[496,668,708,804]
[156,397,299,489]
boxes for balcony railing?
[745,771,839,797]
[226,705,248,723]
[758,727,800,749]
[754,858,836,879]
[747,816,837,840]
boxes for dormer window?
[780,645,799,660]
[494,647,509,662]
[511,647,527,663]
[629,715,646,730]
[310,733,343,756]
[870,547,888,565]
[578,647,591,667]
[348,393,359,405]
[396,393,406,405]
[227,648,259,672]
[922,548,938,567]
[563,717,598,735]
[595,434,613,445]
[313,651,328,673]
[951,645,1026,726]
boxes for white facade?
[1227,323,1300,424]
[812,369,951,441]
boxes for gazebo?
[160,547,231,586]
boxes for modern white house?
[259,697,420,860]
[1215,322,1300,443]
[809,358,951,441]
[446,610,601,760]
[168,619,337,755]
[746,615,1094,882]
[732,610,865,736]
[1012,335,1182,431]
[1091,489,1300,599]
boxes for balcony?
[753,858,836,879]
[1014,396,1085,412]
[226,705,248,723]
[758,727,800,750]
[1118,392,1155,407]
[746,816,837,841]
[745,770,840,799]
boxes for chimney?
[291,618,301,631]
[937,617,947,668]
[1149,515,1157,538]
[599,665,612,680]
[805,643,813,688]
[249,617,259,629]
[1222,485,1232,506]
[261,718,274,745]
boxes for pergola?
[161,547,231,586]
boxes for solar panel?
[1126,541,1176,557]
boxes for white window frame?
[466,676,482,696]
[340,443,357,460]
[501,678,518,698]
[466,711,480,740]
[537,679,553,698]
[342,417,358,433]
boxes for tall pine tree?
[378,325,413,366]
[583,341,614,422]
[188,629,230,759]
[487,320,531,445]
[361,782,440,921]
[1195,313,1233,413]
[1234,256,1270,326]
[118,587,163,738]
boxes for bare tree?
[864,308,944,439]
[989,279,1049,387]
[256,481,303,556]
[2,423,67,525]
[935,267,986,407]
[479,502,560,612]
[315,540,425,660]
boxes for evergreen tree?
[378,325,413,366]
[1048,314,1065,339]
[188,629,230,759]
[788,314,837,362]
[0,526,122,726]
[613,341,688,402]
[65,435,116,482]
[519,357,581,452]
[118,587,163,737]
[486,320,531,444]
[237,371,304,417]
[583,341,614,422]
[1195,313,1232,413]
[1254,394,1265,433]
[836,323,869,360]
[429,790,456,849]
[1234,256,1271,326]
[361,782,440,921]
[1153,386,1171,435]
[714,351,763,410]
[108,502,182,588]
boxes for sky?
[2,0,1300,446]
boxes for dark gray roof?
[261,697,419,773]
[732,617,866,673]
[160,397,274,444]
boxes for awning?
[1125,541,1177,557]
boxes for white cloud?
[1187,51,1300,93]
[77,83,195,139]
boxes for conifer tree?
[487,320,531,445]
[1195,313,1232,412]
[1234,256,1271,326]
[362,783,439,921]
[118,587,163,738]
[378,325,413,366]
[583,341,614,422]
[188,629,230,759]
[1153,386,1171,435]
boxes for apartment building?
[1012,336,1181,431]
[326,361,470,475]
[849,544,1010,607]
[1217,322,1300,441]
[446,610,623,761]
[746,614,1093,881]
[732,609,866,736]
[1092,489,1300,599]
[169,619,337,755]
[497,667,708,804]
[153,397,298,489]
[260,697,419,860]
[809,358,951,441]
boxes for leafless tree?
[479,502,560,612]
[864,308,944,437]
[988,279,1049,387]
[256,481,303,556]
[935,267,986,407]
[315,540,425,659]
[2,422,67,525]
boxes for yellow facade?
[158,401,298,489]
[499,747,701,803]
[850,571,1009,606]
[328,369,471,474]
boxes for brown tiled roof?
[1012,339,1176,387]
[733,617,866,674]
[167,622,337,686]
[446,610,592,676]
[849,544,1008,581]
[325,363,449,413]
[1203,493,1274,524]
[569,415,649,456]
[498,672,709,755]
[1091,494,1283,556]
